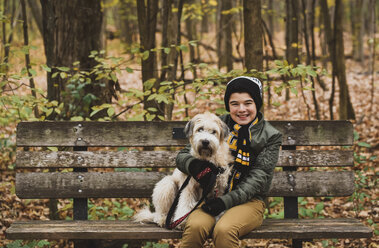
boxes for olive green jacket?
[175,112,282,210]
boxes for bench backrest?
[15,121,354,214]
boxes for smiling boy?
[176,76,282,248]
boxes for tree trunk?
[117,0,138,45]
[217,0,224,69]
[224,0,233,71]
[301,0,319,120]
[285,0,299,66]
[268,0,274,39]
[350,0,364,61]
[21,0,38,112]
[334,0,355,120]
[185,0,199,75]
[160,0,174,83]
[136,0,163,120]
[175,0,188,117]
[310,0,327,91]
[318,4,328,70]
[3,1,21,66]
[285,0,299,100]
[262,21,271,110]
[41,0,111,119]
[160,0,179,120]
[2,0,8,71]
[217,0,233,71]
[368,0,376,112]
[243,0,263,72]
[26,0,43,36]
[201,0,209,33]
[320,0,337,119]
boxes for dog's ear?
[219,121,230,140]
[184,119,194,138]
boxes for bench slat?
[16,150,354,168]
[16,171,354,198]
[16,120,353,147]
[6,218,372,240]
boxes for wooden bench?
[6,120,373,248]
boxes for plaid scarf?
[226,117,259,192]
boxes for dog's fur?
[133,112,234,229]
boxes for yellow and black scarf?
[226,117,259,192]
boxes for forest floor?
[0,37,378,247]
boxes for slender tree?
[320,0,337,119]
[117,0,138,46]
[160,0,179,120]
[368,0,376,112]
[185,0,199,75]
[201,0,210,33]
[217,0,233,71]
[160,0,175,83]
[26,0,43,36]
[267,0,274,40]
[285,0,299,66]
[175,0,188,117]
[310,0,327,91]
[244,0,263,72]
[318,3,329,70]
[301,0,319,119]
[3,1,21,66]
[2,0,9,72]
[334,0,355,119]
[136,0,162,120]
[20,0,37,113]
[285,0,299,100]
[350,0,364,61]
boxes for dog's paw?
[133,207,155,223]
[153,214,167,227]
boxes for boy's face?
[228,92,257,125]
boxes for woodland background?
[0,0,378,247]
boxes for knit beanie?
[224,76,263,112]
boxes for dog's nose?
[202,140,210,147]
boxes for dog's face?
[184,112,229,159]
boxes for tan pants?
[180,199,265,248]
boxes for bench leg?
[73,240,97,248]
[125,241,144,248]
[73,240,143,248]
[292,239,303,248]
[283,146,304,248]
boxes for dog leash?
[165,167,220,230]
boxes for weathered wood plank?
[16,171,165,199]
[16,120,353,147]
[16,171,355,198]
[273,120,353,146]
[268,171,354,197]
[16,150,354,168]
[16,121,187,147]
[6,218,372,240]
[245,218,373,239]
[16,150,178,168]
[279,150,353,167]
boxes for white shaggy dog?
[133,112,234,229]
